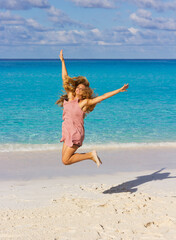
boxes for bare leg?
[62,143,102,167]
[62,143,67,158]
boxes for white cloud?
[0,11,22,25]
[128,27,138,34]
[47,6,93,29]
[127,29,158,45]
[0,10,89,46]
[130,9,176,31]
[0,10,51,46]
[47,6,73,25]
[0,0,50,10]
[136,9,152,18]
[69,0,116,8]
[109,27,134,44]
[0,12,130,47]
[1,10,176,49]
[131,0,176,12]
[98,41,121,45]
[0,11,49,31]
[26,18,49,31]
[90,28,101,35]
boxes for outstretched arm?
[86,84,129,106]
[59,49,68,81]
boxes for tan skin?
[59,49,129,167]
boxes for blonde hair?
[56,76,97,113]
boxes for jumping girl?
[56,50,129,167]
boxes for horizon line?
[0,58,176,60]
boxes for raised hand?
[60,49,68,80]
[121,83,129,92]
[59,49,64,62]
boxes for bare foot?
[92,150,102,167]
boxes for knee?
[62,157,70,165]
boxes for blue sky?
[1,0,176,58]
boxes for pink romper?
[60,98,85,147]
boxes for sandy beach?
[0,146,176,240]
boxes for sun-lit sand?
[0,147,176,239]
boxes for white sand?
[0,147,176,239]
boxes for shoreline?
[1,141,176,153]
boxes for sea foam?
[0,142,176,152]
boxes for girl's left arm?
[86,84,129,106]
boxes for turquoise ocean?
[0,59,176,152]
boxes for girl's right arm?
[59,49,68,82]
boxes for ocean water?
[0,59,176,152]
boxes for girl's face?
[75,84,86,98]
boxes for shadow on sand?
[103,168,176,194]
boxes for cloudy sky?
[1,0,176,58]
